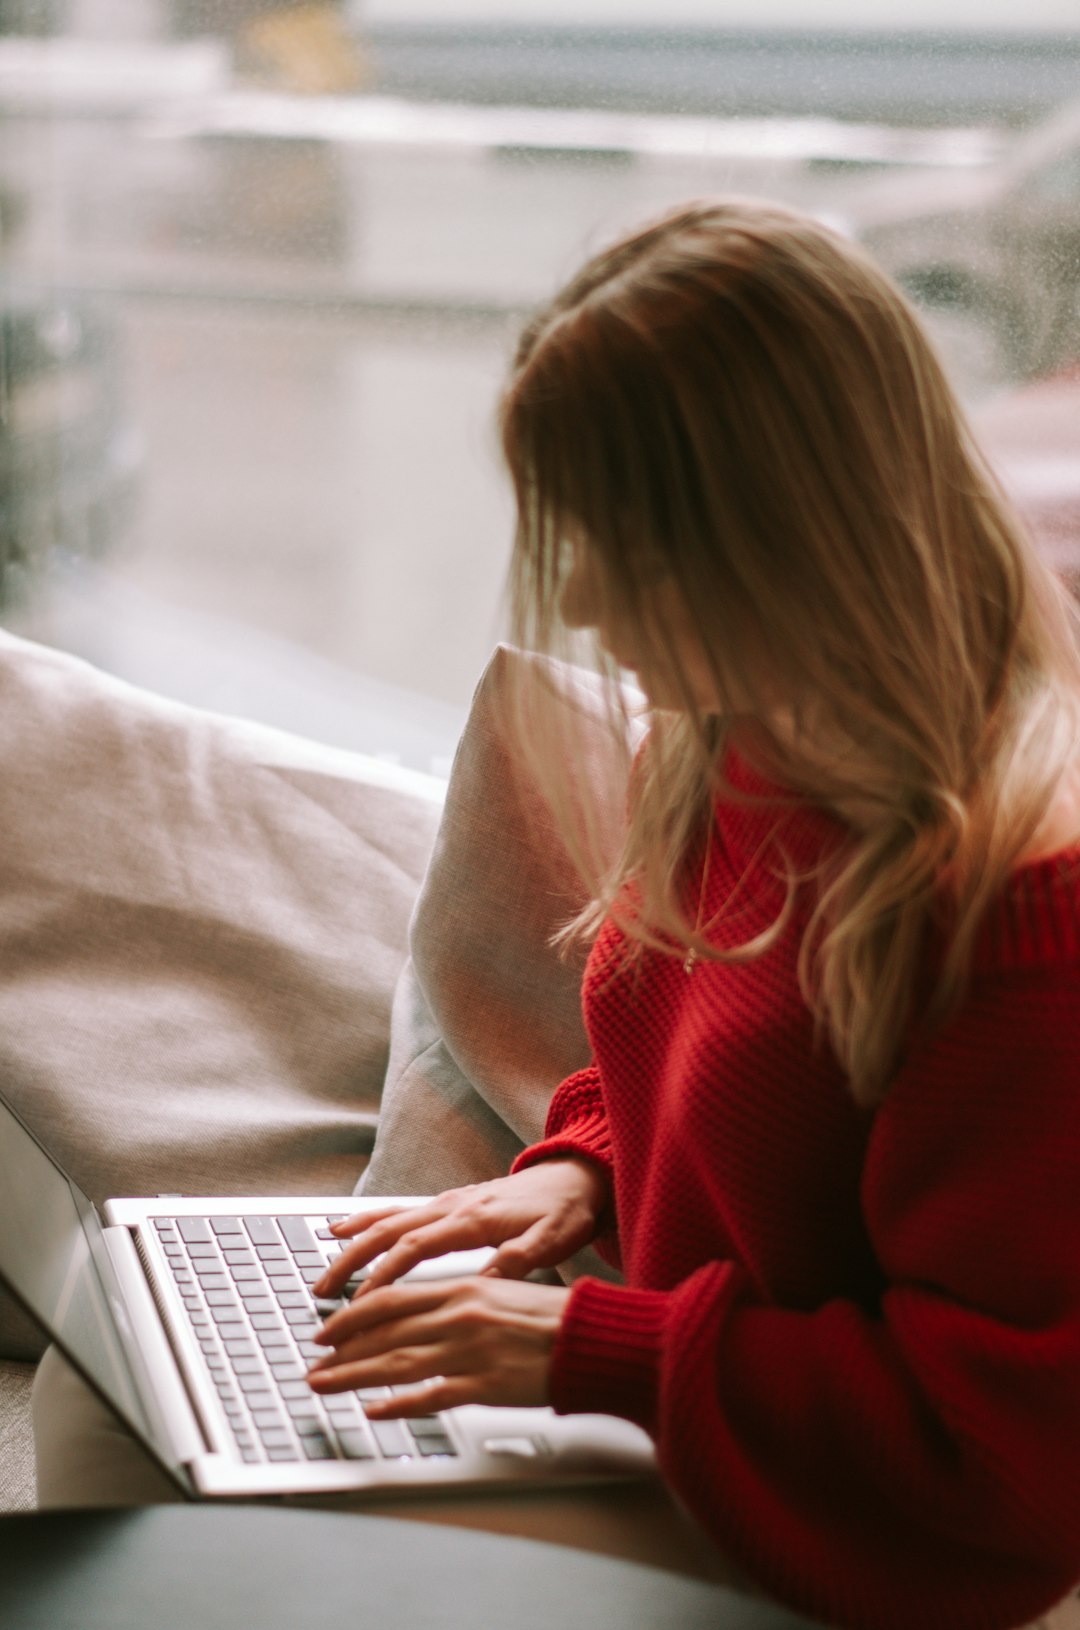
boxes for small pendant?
[683,947,698,976]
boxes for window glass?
[2,3,1078,769]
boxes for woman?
[307,200,1080,1629]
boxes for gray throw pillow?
[361,645,638,1285]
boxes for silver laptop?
[0,1087,655,1500]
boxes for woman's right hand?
[311,1158,611,1299]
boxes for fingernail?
[312,1279,327,1294]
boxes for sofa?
[0,628,627,1514]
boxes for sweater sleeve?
[511,1063,621,1265]
[514,1063,613,1170]
[547,975,1080,1630]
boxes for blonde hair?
[499,197,1080,1105]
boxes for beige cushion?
[0,631,444,1360]
[361,646,636,1283]
[0,1361,35,1511]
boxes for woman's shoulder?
[977,839,1080,977]
[975,767,1080,970]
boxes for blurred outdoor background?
[1,1,1079,770]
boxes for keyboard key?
[239,1295,275,1315]
[238,1281,272,1301]
[302,1436,338,1460]
[240,1447,261,1463]
[356,1387,392,1402]
[187,1242,219,1259]
[163,1242,185,1257]
[294,1253,324,1270]
[301,1267,327,1287]
[269,1361,306,1381]
[406,1417,447,1439]
[250,1313,285,1332]
[232,1356,264,1376]
[255,1244,288,1262]
[279,1379,315,1398]
[267,1446,301,1462]
[244,1217,281,1247]
[198,1274,231,1292]
[286,1398,320,1420]
[223,1249,257,1266]
[268,1274,301,1292]
[258,1426,292,1447]
[154,1218,173,1232]
[211,1217,244,1236]
[283,1308,318,1327]
[279,1218,319,1255]
[370,1421,413,1459]
[259,1333,293,1354]
[223,1340,257,1359]
[315,1228,336,1240]
[215,1322,248,1344]
[275,1291,311,1310]
[291,1416,326,1437]
[253,1409,286,1430]
[325,1410,361,1430]
[230,1264,262,1281]
[178,1218,212,1244]
[338,1429,376,1460]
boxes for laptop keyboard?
[152,1213,458,1467]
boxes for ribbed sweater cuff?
[550,1276,669,1437]
[512,1133,613,1181]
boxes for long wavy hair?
[499,197,1080,1105]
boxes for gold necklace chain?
[683,817,715,976]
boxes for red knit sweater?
[514,750,1080,1630]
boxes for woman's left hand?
[306,1277,571,1417]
